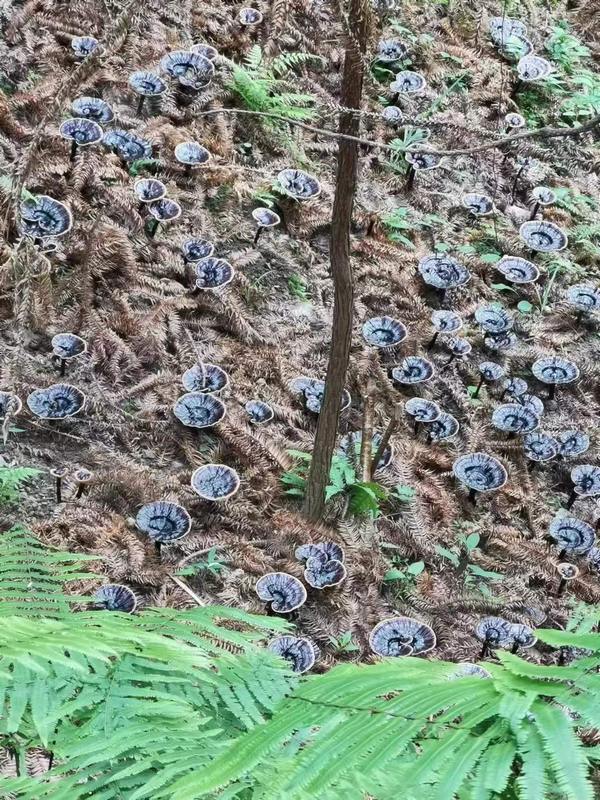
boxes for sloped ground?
[1,0,599,666]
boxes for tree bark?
[302,0,370,521]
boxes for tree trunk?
[302,0,370,521]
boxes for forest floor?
[1,0,600,667]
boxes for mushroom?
[190,464,240,501]
[369,616,436,657]
[389,71,427,96]
[93,584,137,613]
[160,50,215,91]
[472,361,505,398]
[173,393,226,428]
[504,112,525,130]
[59,118,103,160]
[523,432,558,464]
[147,198,182,238]
[428,309,463,350]
[443,336,472,369]
[548,516,595,558]
[418,254,470,300]
[381,105,403,126]
[181,238,215,263]
[255,572,306,613]
[475,616,513,658]
[277,168,321,200]
[71,96,114,124]
[20,195,72,242]
[27,383,85,419]
[566,283,600,322]
[530,186,556,220]
[302,550,347,589]
[290,377,351,414]
[136,500,191,558]
[492,403,539,437]
[268,636,319,673]
[245,399,274,425]
[566,464,600,510]
[339,430,393,472]
[556,562,579,596]
[453,452,508,504]
[517,393,544,418]
[134,178,167,206]
[128,71,167,113]
[507,623,536,654]
[50,466,68,503]
[495,255,539,285]
[405,397,441,434]
[376,38,409,63]
[190,43,219,60]
[500,376,528,401]
[103,129,153,163]
[391,356,435,386]
[556,430,590,459]
[531,356,579,400]
[0,391,22,421]
[193,257,235,291]
[362,316,407,349]
[489,16,528,43]
[474,304,513,334]
[295,542,344,563]
[462,193,494,217]
[181,363,229,394]
[239,7,263,25]
[519,220,568,253]
[73,468,93,499]
[252,207,280,244]
[174,141,211,174]
[71,35,99,59]
[51,333,87,376]
[405,150,442,190]
[517,55,554,82]
[424,411,459,444]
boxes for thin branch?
[167,572,206,606]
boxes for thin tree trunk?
[302,0,370,521]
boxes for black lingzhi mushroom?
[556,562,579,596]
[376,38,409,63]
[173,393,226,428]
[71,36,99,59]
[290,377,351,414]
[128,71,167,113]
[530,186,556,220]
[255,572,306,613]
[71,96,114,124]
[523,432,558,464]
[20,195,72,242]
[93,584,137,613]
[362,316,407,349]
[268,636,318,673]
[428,309,462,349]
[462,193,494,217]
[193,257,235,291]
[59,118,103,160]
[472,361,504,398]
[418,254,470,299]
[496,256,539,285]
[519,220,568,253]
[277,168,321,200]
[303,550,347,589]
[73,468,93,499]
[566,284,600,322]
[51,333,87,376]
[134,178,167,206]
[190,464,240,501]
[50,466,68,503]
[252,207,280,244]
[181,363,229,394]
[517,55,554,82]
[556,430,590,459]
[475,616,512,658]
[500,376,528,401]
[174,141,211,174]
[405,397,441,434]
[103,129,153,163]
[160,50,215,91]
[182,238,215,263]
[389,71,427,96]
[391,356,434,386]
[531,356,579,400]
[566,465,600,510]
[27,383,85,419]
[245,400,274,425]
[135,501,191,549]
[147,198,181,238]
[405,150,442,190]
[549,516,595,558]
[239,7,263,24]
[453,452,507,504]
[424,411,459,444]
[369,616,436,657]
[492,403,539,437]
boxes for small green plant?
[128,158,161,176]
[0,466,40,507]
[328,631,360,654]
[436,529,504,596]
[176,547,228,577]
[288,274,310,301]
[381,205,442,248]
[383,558,425,585]
[252,187,279,208]
[545,24,590,75]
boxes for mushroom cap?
[404,397,441,423]
[479,361,505,381]
[71,35,99,57]
[566,284,600,313]
[295,542,344,563]
[277,168,321,200]
[304,556,346,589]
[190,43,219,60]
[377,38,409,62]
[505,112,525,128]
[59,117,103,146]
[339,430,393,471]
[181,363,229,394]
[182,238,215,262]
[489,16,528,43]
[362,316,407,348]
[532,186,556,206]
[391,356,435,385]
[557,562,579,580]
[290,377,351,413]
[245,399,274,424]
[448,662,492,679]
[556,430,590,458]
[381,105,403,125]
[50,466,69,479]
[532,356,579,386]
[519,220,568,252]
[474,304,513,333]
[252,207,280,227]
[268,636,318,673]
[94,584,137,612]
[135,500,191,543]
[71,96,114,123]
[549,516,595,555]
[431,309,463,333]
[517,393,545,418]
[447,336,472,357]
[73,468,93,484]
[239,6,263,24]
[474,616,513,646]
[0,392,22,419]
[134,178,167,203]
[128,70,167,96]
[426,411,459,442]
[453,452,507,492]
[27,383,85,419]
[148,198,182,222]
[484,332,516,352]
[20,195,72,239]
[517,55,554,82]
[492,403,539,434]
[103,128,152,161]
[405,150,442,170]
[586,547,600,572]
[255,572,306,613]
[160,50,215,88]
[369,616,436,657]
[418,254,470,289]
[389,71,427,94]
[508,623,536,648]
[190,463,240,501]
[502,376,528,397]
[571,464,600,498]
[173,392,226,428]
[174,141,211,166]
[496,256,540,284]
[523,431,558,462]
[498,34,533,60]
[193,257,235,290]
[51,333,87,360]
[462,193,494,216]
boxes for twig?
[167,572,206,606]
[371,402,402,474]
[359,379,376,483]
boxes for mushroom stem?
[529,202,540,220]
[406,165,416,191]
[75,483,86,499]
[576,309,584,324]
[468,488,477,505]
[557,577,567,596]
[155,541,162,561]
[548,384,556,400]
[565,489,577,510]
[253,225,264,245]
[442,355,455,371]
[55,476,62,504]
[558,547,567,559]
[147,218,159,238]
[59,358,66,377]
[472,375,485,399]
[499,388,508,401]
[184,163,192,177]
[137,95,145,114]
[70,140,78,161]
[480,638,489,659]
[426,332,439,351]
[413,418,419,435]
[439,288,447,306]
[511,641,520,654]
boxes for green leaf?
[436,545,460,567]
[407,560,425,576]
[491,282,518,294]
[464,533,480,551]
[383,568,406,582]
[480,252,501,263]
[517,299,534,314]
[393,484,415,503]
